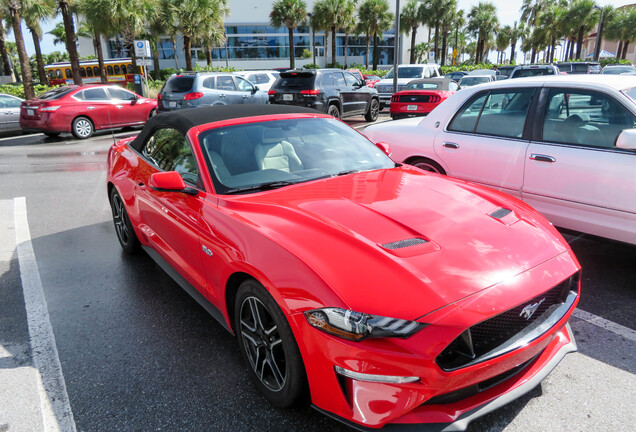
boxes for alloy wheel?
[111,193,130,245]
[74,119,93,138]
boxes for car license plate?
[407,105,418,111]
[168,101,176,108]
[283,94,293,101]
[27,109,34,116]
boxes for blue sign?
[137,41,143,48]
[133,74,141,84]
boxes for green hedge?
[0,84,60,99]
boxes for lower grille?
[436,273,579,371]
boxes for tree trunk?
[441,33,447,66]
[28,28,47,84]
[0,20,11,77]
[531,48,536,63]
[595,21,604,61]
[622,40,629,59]
[205,46,212,66]
[576,27,584,59]
[510,41,516,63]
[434,21,439,62]
[93,31,107,83]
[410,27,417,64]
[59,0,82,85]
[7,7,33,98]
[344,33,349,67]
[172,37,179,70]
[288,27,295,69]
[617,40,623,60]
[365,35,370,68]
[184,35,192,70]
[551,38,556,63]
[372,33,379,70]
[331,26,337,66]
[153,42,162,77]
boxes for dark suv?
[268,69,380,121]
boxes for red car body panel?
[20,85,156,134]
[107,111,580,430]
[390,90,454,117]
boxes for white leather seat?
[254,129,303,173]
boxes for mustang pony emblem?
[520,298,545,320]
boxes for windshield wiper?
[224,180,300,194]
[333,169,361,177]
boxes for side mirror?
[615,128,636,150]
[149,171,198,195]
[375,141,392,157]
[251,85,259,94]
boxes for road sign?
[452,48,458,59]
[137,59,153,66]
[134,40,151,58]
[428,51,435,62]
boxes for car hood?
[221,167,570,320]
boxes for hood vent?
[381,238,428,250]
[489,208,512,220]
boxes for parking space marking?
[573,309,636,342]
[14,197,77,432]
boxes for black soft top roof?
[130,104,320,151]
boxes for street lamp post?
[593,6,604,62]
[308,13,316,68]
[393,0,400,95]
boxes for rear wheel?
[110,188,140,254]
[327,104,340,119]
[71,116,94,139]
[235,279,308,408]
[409,157,446,174]
[365,98,380,122]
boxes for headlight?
[304,308,426,341]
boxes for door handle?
[116,105,123,109]
[443,142,459,149]
[529,154,556,163]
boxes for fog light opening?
[334,366,420,384]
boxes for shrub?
[0,84,59,99]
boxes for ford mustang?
[107,105,580,430]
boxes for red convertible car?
[20,84,157,139]
[390,78,459,119]
[107,105,580,430]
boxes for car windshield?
[603,66,636,74]
[407,82,440,90]
[385,67,424,79]
[460,77,489,86]
[37,87,75,100]
[514,68,555,77]
[622,87,636,102]
[199,117,395,194]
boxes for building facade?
[580,3,636,64]
[77,0,431,71]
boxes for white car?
[373,64,441,108]
[364,75,636,245]
[458,75,495,88]
[236,70,280,92]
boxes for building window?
[158,38,175,59]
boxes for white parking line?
[14,197,77,432]
[572,309,636,342]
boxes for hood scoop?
[489,208,512,219]
[379,237,439,258]
[488,207,519,226]
[381,238,428,250]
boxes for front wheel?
[365,98,380,122]
[235,279,308,408]
[409,157,446,175]
[71,116,94,139]
[110,188,140,254]
[327,104,340,119]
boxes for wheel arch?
[72,114,95,130]
[403,155,448,175]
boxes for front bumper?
[291,252,580,430]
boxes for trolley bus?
[44,58,140,86]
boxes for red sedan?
[107,105,580,431]
[391,78,459,119]
[20,84,157,139]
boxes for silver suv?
[374,64,441,108]
[158,72,268,112]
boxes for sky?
[8,0,636,57]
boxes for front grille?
[436,273,578,371]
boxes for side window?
[236,76,254,92]
[254,73,269,84]
[127,65,135,74]
[56,70,62,79]
[333,72,346,87]
[65,69,72,78]
[344,72,359,87]
[108,87,136,100]
[217,75,236,91]
[142,128,200,186]
[93,67,100,76]
[202,77,216,89]
[114,65,121,75]
[82,88,108,100]
[80,68,87,78]
[423,68,431,78]
[107,65,114,75]
[0,95,21,108]
[320,73,334,87]
[86,67,94,77]
[542,89,636,148]
[449,89,534,138]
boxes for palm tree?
[358,0,393,70]
[313,0,348,67]
[467,2,499,64]
[606,8,636,60]
[197,12,226,66]
[270,0,307,70]
[566,0,598,60]
[340,0,357,67]
[2,0,34,98]
[439,1,458,65]
[508,21,525,64]
[0,17,13,76]
[535,2,565,62]
[429,0,454,63]
[400,0,423,64]
[23,0,55,84]
[593,5,615,61]
[520,0,546,62]
[57,0,82,85]
[496,25,511,64]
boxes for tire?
[409,157,446,175]
[365,98,380,122]
[235,279,308,408]
[43,132,60,138]
[327,104,340,119]
[110,188,140,254]
[391,114,400,120]
[71,116,94,139]
[148,108,157,119]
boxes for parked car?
[108,104,580,432]
[20,85,157,139]
[157,72,268,112]
[390,78,459,119]
[509,64,560,78]
[601,64,636,75]
[364,75,636,245]
[556,62,601,74]
[374,64,442,108]
[468,69,497,76]
[268,68,379,121]
[236,70,280,91]
[496,65,516,78]
[363,74,381,87]
[0,93,24,134]
[444,71,469,82]
[458,75,494,88]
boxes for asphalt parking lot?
[0,118,634,432]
